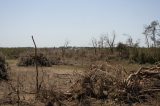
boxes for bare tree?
[91,37,98,55]
[64,39,70,48]
[61,39,70,58]
[98,35,106,49]
[143,20,160,47]
[123,33,140,47]
[126,36,133,47]
[105,32,116,53]
[144,33,150,48]
[31,36,39,94]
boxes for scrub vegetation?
[0,21,160,106]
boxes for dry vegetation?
[0,24,160,106]
[0,57,159,106]
[0,52,8,80]
[0,45,160,106]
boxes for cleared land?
[0,46,160,106]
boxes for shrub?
[116,43,129,59]
[130,48,160,64]
[18,52,52,67]
[0,52,8,80]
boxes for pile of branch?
[14,62,159,105]
[68,63,160,105]
[18,52,52,67]
[38,86,72,106]
[0,52,8,80]
[115,65,160,104]
[68,64,125,103]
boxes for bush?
[0,52,8,80]
[130,48,160,64]
[116,43,129,59]
[18,52,52,67]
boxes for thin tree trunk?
[145,34,150,48]
[32,36,39,94]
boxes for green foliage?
[129,47,139,62]
[130,48,160,64]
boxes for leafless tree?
[143,20,160,47]
[105,32,116,53]
[91,37,98,54]
[61,39,70,58]
[126,36,133,47]
[32,36,39,94]
[98,35,106,49]
[144,33,150,48]
[64,39,70,48]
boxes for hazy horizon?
[0,0,160,47]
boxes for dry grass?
[65,62,160,106]
[0,59,85,106]
[0,59,159,106]
[0,52,8,80]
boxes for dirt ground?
[0,60,159,106]
[0,60,86,106]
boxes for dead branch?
[32,36,39,94]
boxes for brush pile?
[68,63,160,105]
[115,65,160,104]
[18,52,53,67]
[13,62,160,105]
[68,64,126,104]
[0,52,8,80]
[38,87,70,106]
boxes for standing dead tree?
[105,32,116,53]
[32,36,39,94]
[143,32,150,48]
[61,40,70,58]
[98,35,105,49]
[143,20,160,47]
[126,36,133,47]
[91,37,98,55]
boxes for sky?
[0,0,160,47]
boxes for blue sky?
[0,0,160,47]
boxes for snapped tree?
[143,20,160,47]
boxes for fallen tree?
[67,63,160,105]
[8,61,160,105]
